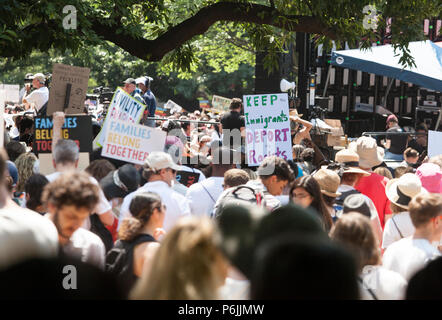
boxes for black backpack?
[105,234,155,294]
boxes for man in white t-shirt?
[43,171,106,269]
[22,73,49,113]
[118,151,191,232]
[383,193,442,281]
[186,147,235,217]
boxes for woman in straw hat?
[313,168,342,223]
[334,149,383,243]
[382,173,428,250]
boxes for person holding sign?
[136,76,157,128]
[220,98,245,149]
[48,112,115,230]
[290,110,313,145]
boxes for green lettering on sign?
[270,95,277,105]
[254,96,259,106]
[262,95,267,106]
[246,96,252,107]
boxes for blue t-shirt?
[142,90,157,117]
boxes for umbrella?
[331,40,442,92]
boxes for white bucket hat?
[385,173,428,210]
[349,136,384,169]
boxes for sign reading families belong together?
[243,93,292,166]
[101,119,167,165]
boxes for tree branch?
[91,2,336,62]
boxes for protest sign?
[93,87,146,148]
[0,84,20,103]
[176,171,200,188]
[428,130,442,158]
[101,119,167,165]
[199,100,210,109]
[164,100,182,114]
[33,115,92,154]
[212,95,232,113]
[243,93,292,166]
[47,63,90,115]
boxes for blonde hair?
[330,212,380,272]
[130,217,227,300]
[374,167,393,180]
[15,152,37,192]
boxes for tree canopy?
[1,0,440,72]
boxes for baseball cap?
[123,78,136,85]
[30,73,46,84]
[135,77,147,85]
[100,164,141,200]
[145,151,181,172]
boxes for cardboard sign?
[47,63,90,115]
[428,130,442,158]
[33,115,92,154]
[0,84,20,103]
[176,171,200,188]
[212,95,232,113]
[93,87,146,148]
[101,119,166,165]
[243,93,293,166]
[199,100,210,109]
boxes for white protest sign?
[101,119,167,165]
[93,87,146,148]
[428,130,442,158]
[212,95,232,112]
[164,99,182,114]
[0,84,20,103]
[243,93,292,166]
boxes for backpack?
[212,185,266,219]
[105,234,155,293]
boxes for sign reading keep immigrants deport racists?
[101,119,167,165]
[243,93,292,166]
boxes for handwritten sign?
[101,119,166,165]
[93,87,146,148]
[47,63,90,115]
[243,93,293,166]
[33,115,92,154]
[176,171,200,187]
[212,95,232,113]
[164,100,182,114]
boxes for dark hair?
[406,257,442,299]
[85,159,116,182]
[24,174,49,212]
[415,123,428,132]
[6,141,26,162]
[118,192,162,241]
[251,234,359,299]
[300,148,315,163]
[41,171,99,211]
[257,156,294,183]
[290,176,333,231]
[404,147,419,158]
[229,98,243,110]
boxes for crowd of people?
[0,74,441,300]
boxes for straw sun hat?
[334,149,370,176]
[313,168,342,198]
